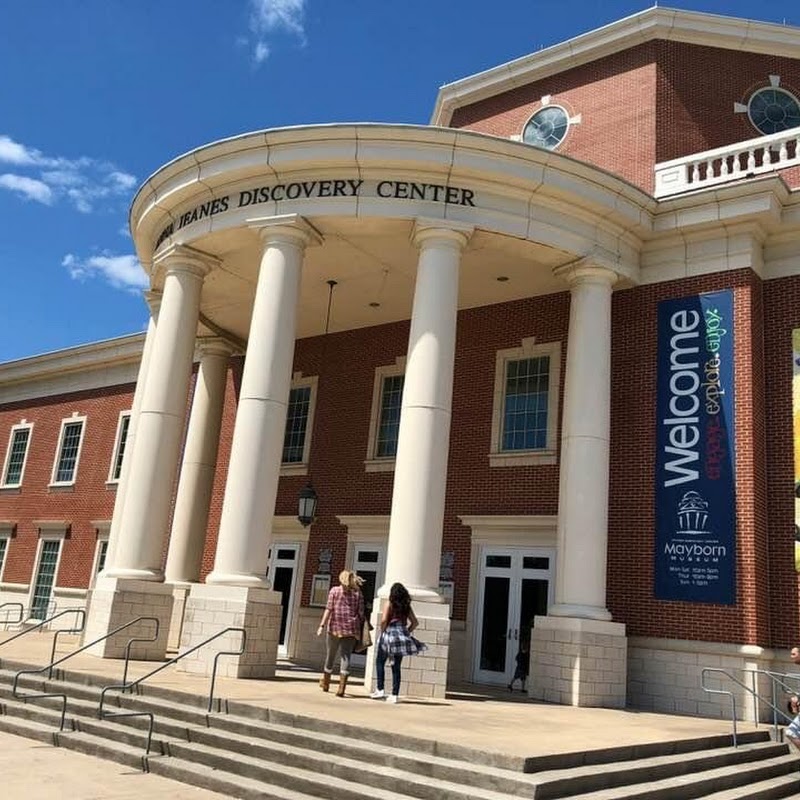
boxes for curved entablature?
[129,124,654,341]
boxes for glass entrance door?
[267,544,300,657]
[350,543,386,668]
[473,547,554,685]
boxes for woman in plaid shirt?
[370,582,427,704]
[317,570,365,697]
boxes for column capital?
[197,336,236,359]
[411,218,473,250]
[248,214,323,248]
[553,258,618,288]
[153,244,220,279]
[144,289,162,314]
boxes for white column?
[207,215,320,587]
[550,262,617,621]
[383,220,472,600]
[104,291,161,572]
[106,246,216,581]
[164,338,234,584]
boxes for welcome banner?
[654,290,736,604]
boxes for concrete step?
[0,707,63,743]
[147,758,350,800]
[164,738,488,800]
[569,754,799,799]
[528,742,790,798]
[696,773,800,799]
[169,730,528,800]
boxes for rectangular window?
[30,540,61,620]
[2,424,32,487]
[96,540,109,575]
[376,374,404,458]
[109,412,131,482]
[0,537,8,579]
[52,418,85,485]
[502,356,550,451]
[282,386,312,464]
[490,340,561,468]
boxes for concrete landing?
[0,632,747,761]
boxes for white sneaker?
[386,694,399,704]
[370,689,386,700]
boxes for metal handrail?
[744,668,800,741]
[10,615,159,734]
[98,626,246,755]
[0,608,85,649]
[701,666,797,747]
[0,602,23,629]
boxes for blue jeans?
[376,646,403,695]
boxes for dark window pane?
[31,540,60,619]
[501,356,550,452]
[376,374,404,458]
[523,556,550,570]
[55,421,83,483]
[282,385,312,464]
[3,427,30,485]
[112,414,130,481]
[486,555,512,569]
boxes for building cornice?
[0,333,145,405]
[431,7,800,126]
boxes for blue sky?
[0,0,791,363]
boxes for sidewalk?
[0,632,744,760]
[0,730,226,799]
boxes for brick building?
[2,7,800,716]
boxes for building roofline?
[431,6,800,126]
[0,332,145,390]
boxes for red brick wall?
[763,276,800,649]
[449,40,800,193]
[1,273,785,645]
[0,385,134,589]
[450,43,659,193]
[199,293,569,622]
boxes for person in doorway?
[508,640,530,692]
[370,582,427,704]
[317,570,365,698]
[791,646,800,670]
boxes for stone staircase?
[0,658,797,799]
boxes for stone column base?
[364,601,450,699]
[177,583,282,679]
[167,583,192,651]
[530,615,627,708]
[83,577,173,660]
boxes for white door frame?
[460,515,557,686]
[268,517,309,659]
[472,545,554,684]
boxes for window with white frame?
[281,374,318,476]
[108,411,131,483]
[0,532,10,581]
[30,538,62,620]
[1,422,33,487]
[489,339,561,467]
[89,521,110,587]
[365,359,405,472]
[50,415,86,486]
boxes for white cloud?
[0,173,54,204]
[0,134,136,213]
[62,252,148,293]
[0,135,39,166]
[248,0,306,65]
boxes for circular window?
[747,87,800,135]
[522,106,569,150]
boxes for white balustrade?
[654,128,800,198]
